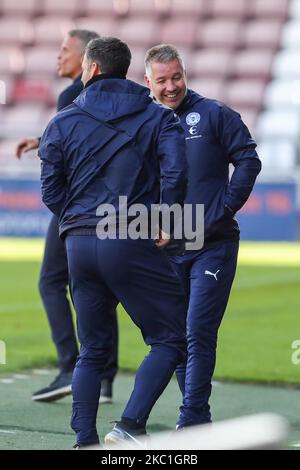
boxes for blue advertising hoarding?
[0,179,298,240]
[0,178,51,237]
[237,182,298,241]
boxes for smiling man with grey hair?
[145,43,262,430]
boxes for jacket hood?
[73,78,152,122]
[176,88,204,115]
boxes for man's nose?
[166,80,177,92]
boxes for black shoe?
[73,443,101,450]
[99,378,113,404]
[32,371,73,402]
[104,421,148,448]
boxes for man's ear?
[144,74,150,88]
[92,62,101,77]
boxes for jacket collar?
[84,73,126,89]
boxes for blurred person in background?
[145,44,262,429]
[15,29,119,404]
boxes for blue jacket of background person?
[39,75,187,237]
[175,89,262,245]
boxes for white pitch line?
[0,379,14,384]
[13,374,29,380]
[32,369,52,376]
[290,442,300,448]
[0,430,16,434]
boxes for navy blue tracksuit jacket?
[40,76,187,233]
[171,89,261,427]
[39,76,188,446]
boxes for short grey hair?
[68,29,100,53]
[145,44,185,76]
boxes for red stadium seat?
[170,0,208,18]
[0,48,25,75]
[0,138,41,172]
[232,49,274,80]
[196,20,242,49]
[0,18,34,46]
[24,47,59,77]
[85,0,129,17]
[33,17,75,45]
[118,18,158,47]
[127,48,148,80]
[249,0,290,20]
[187,78,225,101]
[0,105,47,139]
[208,0,250,19]
[11,79,55,106]
[75,17,117,37]
[241,20,283,49]
[191,49,233,79]
[160,19,198,47]
[128,0,171,17]
[0,0,41,17]
[41,0,83,18]
[224,79,266,109]
[233,107,258,133]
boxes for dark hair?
[145,44,185,75]
[85,36,131,77]
[68,29,100,53]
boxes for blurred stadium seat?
[160,18,198,47]
[249,0,290,20]
[281,20,300,49]
[0,105,47,139]
[191,49,232,78]
[0,0,41,17]
[128,0,171,17]
[11,79,55,106]
[232,49,274,80]
[169,0,207,18]
[224,79,266,109]
[0,47,24,75]
[41,0,83,18]
[85,0,129,17]
[256,109,300,140]
[258,139,298,171]
[75,17,116,36]
[208,0,250,19]
[196,19,242,49]
[118,18,158,47]
[33,17,75,45]
[264,79,300,109]
[24,47,59,77]
[127,47,148,81]
[0,18,34,46]
[187,78,225,102]
[241,20,283,49]
[272,50,300,79]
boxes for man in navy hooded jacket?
[39,37,187,448]
[145,44,262,429]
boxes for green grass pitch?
[0,239,299,384]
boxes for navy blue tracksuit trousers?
[171,240,239,427]
[65,235,187,446]
[39,215,118,380]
